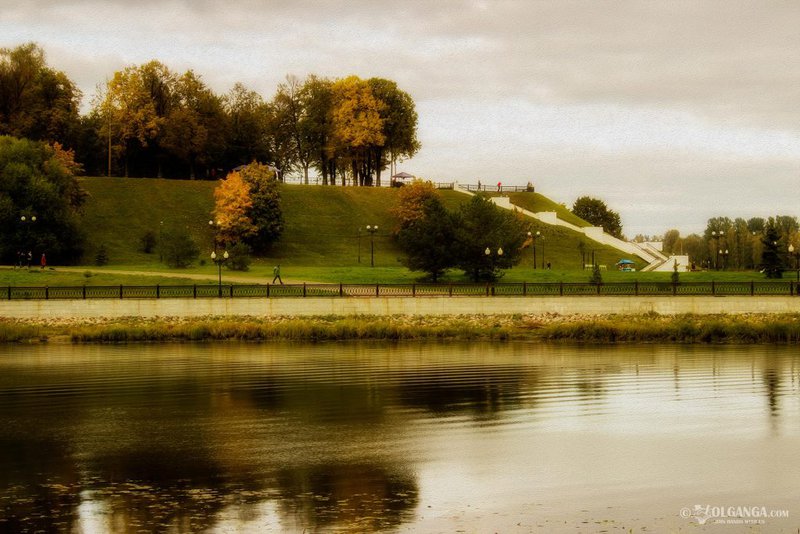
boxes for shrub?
[226,241,252,271]
[95,244,108,266]
[140,230,157,253]
[159,226,199,268]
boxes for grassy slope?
[78,177,642,277]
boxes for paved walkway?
[39,267,302,285]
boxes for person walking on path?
[40,253,46,270]
[272,264,283,285]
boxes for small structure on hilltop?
[391,171,415,187]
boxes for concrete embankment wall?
[2,296,800,319]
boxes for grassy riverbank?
[4,313,800,344]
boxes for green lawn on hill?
[74,177,647,281]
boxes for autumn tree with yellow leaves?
[212,163,283,252]
[212,170,257,245]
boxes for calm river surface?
[0,342,798,533]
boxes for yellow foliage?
[391,180,441,230]
[331,76,385,148]
[212,171,257,244]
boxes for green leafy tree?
[300,76,337,185]
[162,70,227,179]
[96,61,174,177]
[367,78,420,186]
[0,43,82,148]
[761,218,783,278]
[0,135,86,263]
[238,162,283,252]
[226,241,252,271]
[572,196,623,238]
[139,230,157,253]
[454,196,527,282]
[590,264,603,285]
[159,225,199,268]
[222,83,271,169]
[396,197,458,281]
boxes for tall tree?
[212,170,257,245]
[300,76,336,185]
[162,70,226,179]
[571,196,623,238]
[454,196,528,281]
[0,43,81,148]
[391,180,440,230]
[331,76,385,186]
[367,78,420,186]
[397,197,458,281]
[271,75,318,183]
[97,61,176,177]
[222,83,270,171]
[0,135,86,263]
[237,162,283,252]
[761,218,783,278]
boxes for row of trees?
[1,43,420,183]
[642,215,800,276]
[393,182,529,281]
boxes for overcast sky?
[2,0,799,237]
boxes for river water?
[0,342,798,532]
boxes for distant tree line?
[638,215,800,277]
[1,42,420,184]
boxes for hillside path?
[54,267,305,285]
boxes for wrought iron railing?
[3,281,800,300]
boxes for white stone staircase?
[453,182,666,270]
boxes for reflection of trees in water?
[395,366,531,417]
[0,437,81,533]
[231,379,386,424]
[276,463,418,532]
[762,364,781,417]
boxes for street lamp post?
[527,230,540,270]
[211,250,229,297]
[484,246,503,274]
[366,225,378,267]
[719,249,729,271]
[540,235,546,269]
[712,230,724,270]
[357,227,362,264]
[789,244,799,282]
[208,219,220,254]
[20,215,36,270]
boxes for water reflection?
[0,343,798,531]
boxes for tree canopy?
[0,135,86,263]
[2,43,422,184]
[571,196,623,238]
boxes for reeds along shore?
[3,314,800,344]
